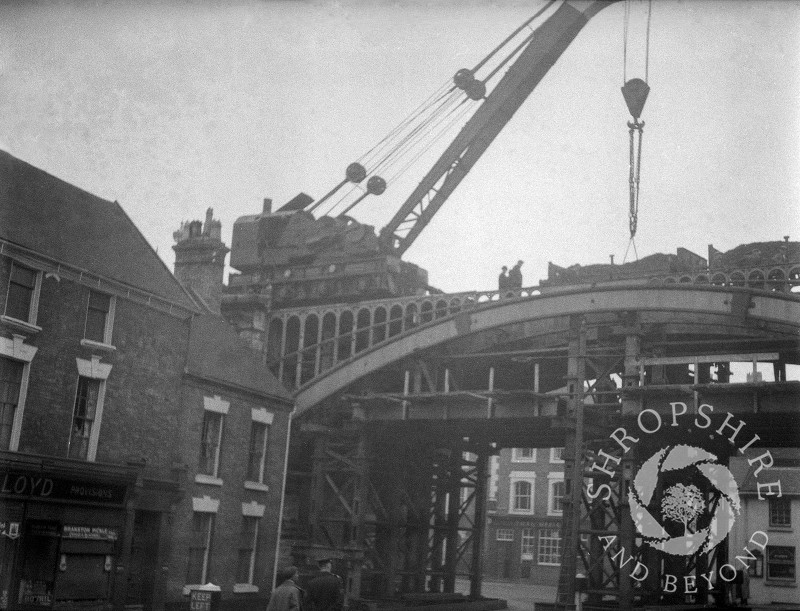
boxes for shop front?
[0,455,138,611]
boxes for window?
[496,528,513,541]
[246,422,269,484]
[766,546,795,582]
[548,478,566,516]
[4,263,39,324]
[512,448,536,462]
[550,447,564,463]
[68,377,100,460]
[236,517,259,585]
[512,480,533,514]
[187,512,215,585]
[84,291,114,345]
[0,358,23,450]
[537,528,562,565]
[769,497,791,527]
[521,528,535,559]
[199,411,224,478]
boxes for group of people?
[498,260,523,291]
[267,558,344,611]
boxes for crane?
[379,0,618,255]
[226,0,636,310]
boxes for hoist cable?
[371,92,464,176]
[341,100,475,219]
[623,236,638,264]
[378,94,465,174]
[482,29,537,84]
[360,80,453,169]
[645,0,652,83]
[366,90,461,173]
[385,102,475,186]
[471,0,556,74]
[622,0,630,84]
[324,182,365,218]
[321,88,465,218]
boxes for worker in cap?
[304,558,344,611]
[498,265,509,291]
[509,260,523,289]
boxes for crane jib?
[380,0,619,255]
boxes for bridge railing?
[266,263,800,390]
[265,285,549,388]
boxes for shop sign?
[62,525,118,541]
[0,522,19,539]
[0,471,126,504]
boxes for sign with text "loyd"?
[0,472,127,505]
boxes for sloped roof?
[739,451,800,496]
[186,314,292,403]
[0,150,196,310]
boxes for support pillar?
[556,316,587,608]
[443,450,462,593]
[469,450,488,599]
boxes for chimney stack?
[173,208,229,313]
[263,198,272,214]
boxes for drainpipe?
[272,404,295,589]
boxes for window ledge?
[80,338,116,352]
[547,511,564,517]
[194,474,223,486]
[1,315,41,334]
[233,584,259,594]
[509,510,534,516]
[767,525,793,532]
[764,580,797,587]
[244,481,269,492]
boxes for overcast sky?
[1,0,798,293]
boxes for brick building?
[484,447,566,586]
[0,151,292,610]
[728,450,799,607]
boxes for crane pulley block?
[621,77,649,121]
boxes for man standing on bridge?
[498,265,509,290]
[508,260,523,288]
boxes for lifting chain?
[628,118,644,240]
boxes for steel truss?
[555,315,738,609]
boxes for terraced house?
[0,151,292,611]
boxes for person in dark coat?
[498,266,509,290]
[267,566,303,611]
[508,260,523,288]
[304,559,344,611]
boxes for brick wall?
[2,262,191,464]
[167,378,291,603]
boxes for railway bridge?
[263,275,800,608]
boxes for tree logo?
[629,444,741,556]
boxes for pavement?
[456,580,557,611]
